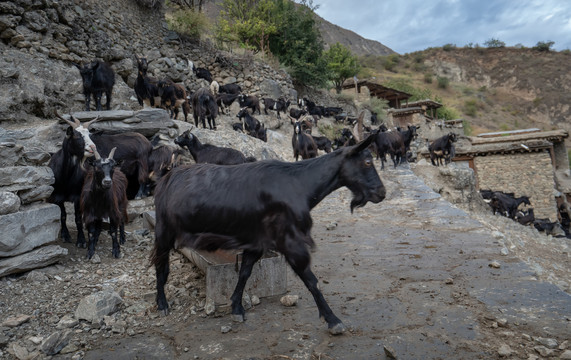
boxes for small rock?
[444,278,453,284]
[56,315,78,329]
[251,295,260,306]
[326,222,337,230]
[500,247,509,256]
[534,345,555,357]
[41,330,72,356]
[221,325,232,334]
[242,292,252,310]
[91,254,101,264]
[383,344,397,359]
[535,337,558,349]
[498,344,513,357]
[489,261,501,268]
[2,314,31,327]
[497,318,508,327]
[204,298,215,315]
[560,340,569,350]
[280,294,299,307]
[26,270,48,282]
[560,349,571,359]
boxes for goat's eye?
[364,159,373,167]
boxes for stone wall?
[0,127,65,277]
[475,151,558,220]
[0,0,296,122]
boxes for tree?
[216,0,278,53]
[533,41,555,52]
[323,43,360,93]
[484,38,505,48]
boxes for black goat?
[292,120,318,161]
[216,93,240,114]
[515,208,535,225]
[48,113,99,246]
[312,135,332,153]
[333,128,355,149]
[490,192,531,219]
[374,130,404,169]
[429,133,457,166]
[134,55,160,108]
[151,134,385,334]
[323,107,343,117]
[191,87,219,130]
[262,97,290,118]
[157,79,190,122]
[146,145,182,194]
[81,147,128,259]
[87,130,153,200]
[237,107,260,132]
[189,60,213,83]
[218,83,242,95]
[238,94,261,114]
[74,60,115,111]
[289,107,307,120]
[175,130,256,164]
[300,97,325,119]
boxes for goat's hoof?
[76,242,86,248]
[328,322,347,335]
[231,314,244,323]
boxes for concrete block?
[179,248,287,306]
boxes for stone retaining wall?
[475,151,558,220]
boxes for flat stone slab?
[179,248,287,305]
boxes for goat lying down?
[151,135,386,335]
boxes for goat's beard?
[350,191,367,213]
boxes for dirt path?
[1,164,570,360]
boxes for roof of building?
[401,99,443,109]
[342,79,412,102]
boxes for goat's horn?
[84,115,100,128]
[108,147,117,160]
[55,110,79,128]
[93,148,101,161]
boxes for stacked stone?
[0,128,65,278]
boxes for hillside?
[362,47,571,138]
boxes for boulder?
[0,244,68,277]
[0,203,59,257]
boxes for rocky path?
[1,163,570,360]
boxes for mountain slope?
[316,17,395,56]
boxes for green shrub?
[442,43,456,51]
[424,73,432,83]
[464,99,478,116]
[167,8,209,40]
[437,76,449,89]
[318,123,345,142]
[463,119,473,136]
[533,41,554,52]
[484,38,505,48]
[437,106,459,120]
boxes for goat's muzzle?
[102,178,112,189]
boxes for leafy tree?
[484,38,505,48]
[267,0,327,86]
[533,41,555,52]
[216,0,327,86]
[216,0,278,53]
[323,43,360,93]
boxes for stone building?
[443,128,569,220]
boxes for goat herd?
[479,189,571,237]
[47,56,488,334]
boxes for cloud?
[314,0,571,53]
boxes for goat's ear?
[349,133,376,156]
[66,126,74,137]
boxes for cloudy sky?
[313,0,571,54]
